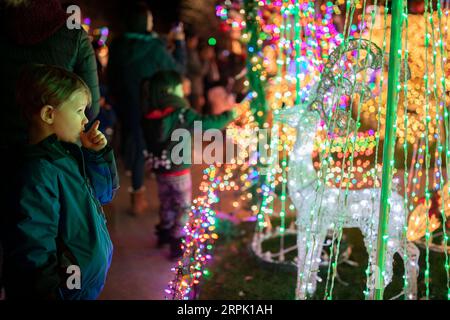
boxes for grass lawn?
[199,219,449,300]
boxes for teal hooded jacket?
[107,32,185,132]
[3,135,118,300]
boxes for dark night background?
[65,0,184,33]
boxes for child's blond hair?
[16,64,92,124]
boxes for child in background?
[3,64,118,299]
[140,70,236,259]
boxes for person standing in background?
[185,30,206,113]
[108,1,186,216]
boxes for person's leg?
[155,172,192,258]
[168,173,192,259]
[155,175,178,247]
[131,127,146,191]
[123,132,133,173]
[170,173,192,239]
[129,127,148,215]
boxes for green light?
[208,37,217,46]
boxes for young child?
[140,70,236,259]
[3,64,118,300]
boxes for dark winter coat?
[186,48,205,96]
[0,0,100,148]
[108,32,186,131]
[3,135,118,300]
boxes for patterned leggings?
[155,172,192,238]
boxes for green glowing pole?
[243,0,267,127]
[375,0,404,300]
[242,0,267,215]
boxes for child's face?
[51,90,89,144]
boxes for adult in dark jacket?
[108,1,186,216]
[0,0,100,148]
[186,32,206,112]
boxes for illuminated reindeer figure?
[275,39,419,299]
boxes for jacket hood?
[2,0,67,45]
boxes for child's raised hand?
[80,120,107,151]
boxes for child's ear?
[40,105,55,124]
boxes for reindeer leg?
[296,225,326,299]
[296,229,309,300]
[308,229,327,296]
[404,242,420,300]
[361,227,378,300]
